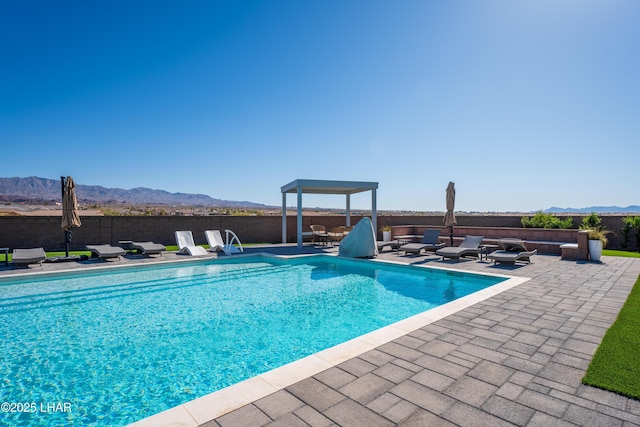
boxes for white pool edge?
[124,256,529,427]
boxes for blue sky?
[1,0,638,212]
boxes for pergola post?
[282,192,287,244]
[372,189,377,235]
[346,194,351,227]
[297,187,303,249]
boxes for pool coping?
[113,253,529,427]
[0,254,217,283]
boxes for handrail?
[224,229,244,255]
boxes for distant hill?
[544,206,640,214]
[0,176,267,208]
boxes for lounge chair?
[377,240,401,252]
[86,244,126,260]
[310,225,329,245]
[400,229,445,255]
[435,235,484,262]
[487,239,537,264]
[175,231,209,256]
[12,247,46,266]
[131,241,166,256]
[205,230,225,252]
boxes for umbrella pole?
[61,176,70,257]
[449,225,454,246]
[65,230,70,257]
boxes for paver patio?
[1,245,639,426]
[205,247,640,427]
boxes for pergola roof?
[281,179,379,248]
[281,179,378,195]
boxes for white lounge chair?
[12,247,46,266]
[175,231,208,256]
[487,239,537,264]
[400,229,446,256]
[205,230,225,252]
[86,244,126,260]
[435,235,484,262]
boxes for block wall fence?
[0,214,636,251]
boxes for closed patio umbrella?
[443,181,456,246]
[61,176,82,257]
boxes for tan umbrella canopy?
[61,176,82,256]
[443,181,456,246]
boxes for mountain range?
[544,206,640,214]
[0,176,267,208]
[1,177,637,213]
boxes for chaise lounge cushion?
[377,240,401,251]
[400,229,445,255]
[488,239,537,264]
[496,238,528,252]
[86,244,126,259]
[132,241,166,255]
[488,249,537,264]
[12,247,46,266]
[435,235,484,261]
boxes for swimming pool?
[0,255,510,426]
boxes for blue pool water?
[0,255,504,426]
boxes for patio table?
[479,244,500,261]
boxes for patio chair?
[310,225,329,245]
[435,235,484,262]
[131,241,166,256]
[400,229,445,256]
[12,247,46,266]
[328,226,345,244]
[175,231,208,256]
[86,244,126,260]
[487,239,537,264]
[205,230,225,252]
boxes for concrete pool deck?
[2,245,640,426]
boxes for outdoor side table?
[479,244,500,261]
[318,234,329,245]
[118,240,135,252]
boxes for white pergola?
[281,179,379,248]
